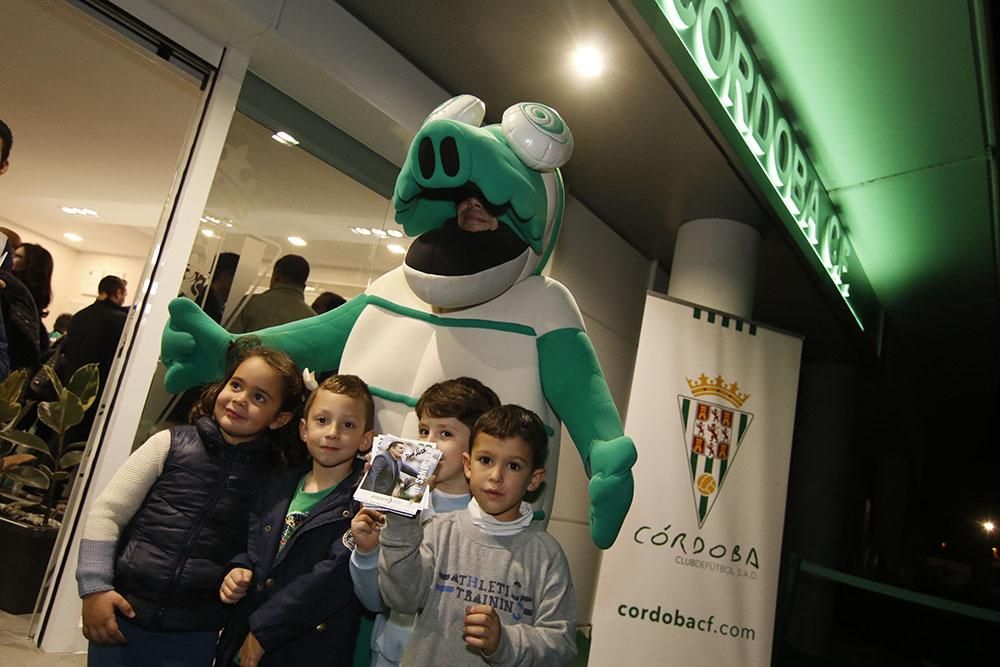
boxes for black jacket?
[61,298,127,387]
[114,417,277,631]
[0,269,43,370]
[216,460,365,666]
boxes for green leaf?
[38,390,86,434]
[44,364,66,398]
[63,442,88,453]
[51,471,70,482]
[67,364,101,411]
[0,401,19,423]
[3,401,35,431]
[0,369,28,404]
[0,430,53,462]
[58,450,84,470]
[5,465,50,490]
[38,464,53,477]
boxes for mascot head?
[394,95,573,309]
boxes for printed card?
[354,434,442,516]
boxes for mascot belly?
[161,95,637,548]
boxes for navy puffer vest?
[114,416,277,631]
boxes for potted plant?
[0,363,99,614]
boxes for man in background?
[229,254,315,333]
[60,275,128,444]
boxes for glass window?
[134,77,406,445]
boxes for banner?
[591,294,802,666]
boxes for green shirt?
[278,474,338,553]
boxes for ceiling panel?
[733,0,986,189]
[834,157,995,312]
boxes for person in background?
[311,291,347,315]
[230,255,315,333]
[50,313,72,342]
[60,276,128,445]
[204,252,239,324]
[12,242,53,352]
[76,341,303,666]
[0,118,12,177]
[0,120,13,377]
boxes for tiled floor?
[0,611,85,666]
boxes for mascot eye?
[501,102,574,171]
[424,94,486,127]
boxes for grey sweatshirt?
[378,510,577,666]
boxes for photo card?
[354,434,442,517]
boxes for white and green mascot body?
[162,95,637,548]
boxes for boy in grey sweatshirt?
[358,405,577,666]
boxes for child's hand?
[239,631,265,667]
[351,507,386,554]
[464,604,502,656]
[81,589,135,645]
[220,567,253,604]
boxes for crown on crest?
[686,373,749,408]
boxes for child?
[351,377,500,667]
[365,404,577,666]
[215,374,376,666]
[76,339,304,666]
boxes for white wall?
[545,196,652,624]
[0,218,143,330]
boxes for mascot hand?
[587,435,638,549]
[161,298,233,393]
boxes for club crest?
[678,374,753,527]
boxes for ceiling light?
[272,131,300,146]
[287,236,307,247]
[572,45,604,77]
[63,232,83,242]
[61,206,98,217]
[371,228,388,238]
[387,243,407,255]
[304,285,316,292]
[351,227,372,236]
[201,229,216,238]
[387,229,404,238]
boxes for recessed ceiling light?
[201,229,216,238]
[387,229,404,238]
[63,232,83,242]
[572,45,604,77]
[272,131,300,146]
[351,227,372,236]
[61,206,98,217]
[387,243,407,255]
[288,236,307,246]
[371,228,388,238]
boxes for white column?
[666,218,760,318]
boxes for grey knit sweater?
[378,510,577,666]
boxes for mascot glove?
[587,435,638,550]
[161,298,233,394]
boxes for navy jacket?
[115,417,277,631]
[216,460,365,666]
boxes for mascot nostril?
[161,94,637,549]
[418,136,435,179]
[440,136,460,177]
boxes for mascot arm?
[538,327,637,549]
[160,295,368,393]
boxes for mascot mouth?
[405,216,528,277]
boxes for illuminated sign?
[652,0,866,329]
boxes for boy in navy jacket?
[216,374,376,666]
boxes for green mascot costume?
[162,95,636,549]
